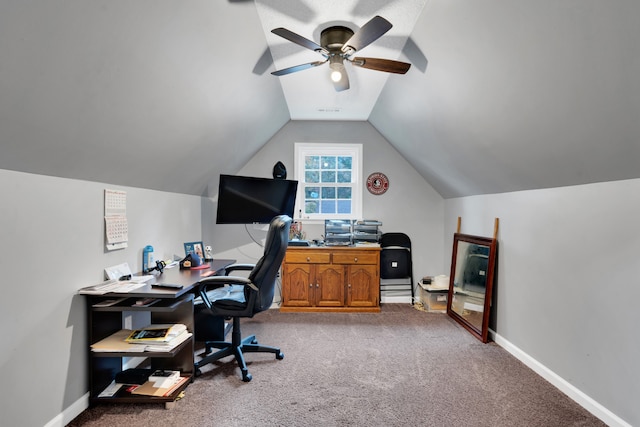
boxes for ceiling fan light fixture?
[329,56,345,82]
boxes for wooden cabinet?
[281,246,381,312]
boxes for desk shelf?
[93,378,191,405]
[92,297,187,312]
[86,293,195,406]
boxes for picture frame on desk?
[184,241,204,259]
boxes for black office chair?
[193,215,291,382]
[379,232,415,304]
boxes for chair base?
[194,317,284,382]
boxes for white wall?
[0,169,202,427]
[203,120,446,303]
[9,151,636,426]
[444,178,640,426]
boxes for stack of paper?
[131,375,189,397]
[148,370,181,388]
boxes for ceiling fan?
[271,15,411,92]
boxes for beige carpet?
[68,304,605,426]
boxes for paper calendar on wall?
[105,189,128,250]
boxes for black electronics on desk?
[216,174,298,224]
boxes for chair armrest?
[224,263,256,275]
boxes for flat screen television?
[216,174,298,224]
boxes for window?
[294,143,362,222]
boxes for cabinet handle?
[307,257,311,262]
[354,257,358,262]
[316,284,319,288]
[309,283,313,288]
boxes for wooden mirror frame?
[446,233,498,343]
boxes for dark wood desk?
[116,258,237,299]
[82,259,235,406]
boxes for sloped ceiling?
[1,1,639,199]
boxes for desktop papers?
[78,278,149,295]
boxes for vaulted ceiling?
[1,1,639,199]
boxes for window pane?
[337,200,352,214]
[321,200,336,213]
[305,201,319,214]
[337,156,352,169]
[337,187,352,199]
[305,156,320,169]
[305,186,320,199]
[305,171,319,183]
[321,171,336,183]
[295,143,362,220]
[322,187,336,198]
[321,156,336,169]
[337,171,351,183]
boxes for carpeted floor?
[68,304,605,426]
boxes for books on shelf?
[91,324,192,353]
[125,324,187,343]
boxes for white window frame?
[294,143,363,223]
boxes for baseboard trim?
[380,295,412,304]
[44,392,89,427]
[492,331,631,427]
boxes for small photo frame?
[184,241,204,259]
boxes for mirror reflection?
[447,234,497,343]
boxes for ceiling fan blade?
[341,15,392,55]
[271,60,327,76]
[351,57,411,74]
[271,28,329,56]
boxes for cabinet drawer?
[285,251,331,264]
[332,252,378,265]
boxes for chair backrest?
[248,215,292,313]
[380,232,413,280]
[380,232,411,249]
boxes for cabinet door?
[282,263,314,307]
[346,264,379,307]
[315,264,345,307]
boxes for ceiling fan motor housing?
[321,26,354,54]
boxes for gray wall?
[444,179,640,426]
[3,158,637,426]
[0,169,202,427]
[203,120,446,302]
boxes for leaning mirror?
[447,233,498,343]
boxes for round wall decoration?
[366,172,389,195]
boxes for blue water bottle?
[143,245,154,273]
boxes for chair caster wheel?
[242,372,252,382]
[194,368,202,377]
[276,352,284,360]
[251,338,258,344]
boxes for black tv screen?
[216,174,298,224]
